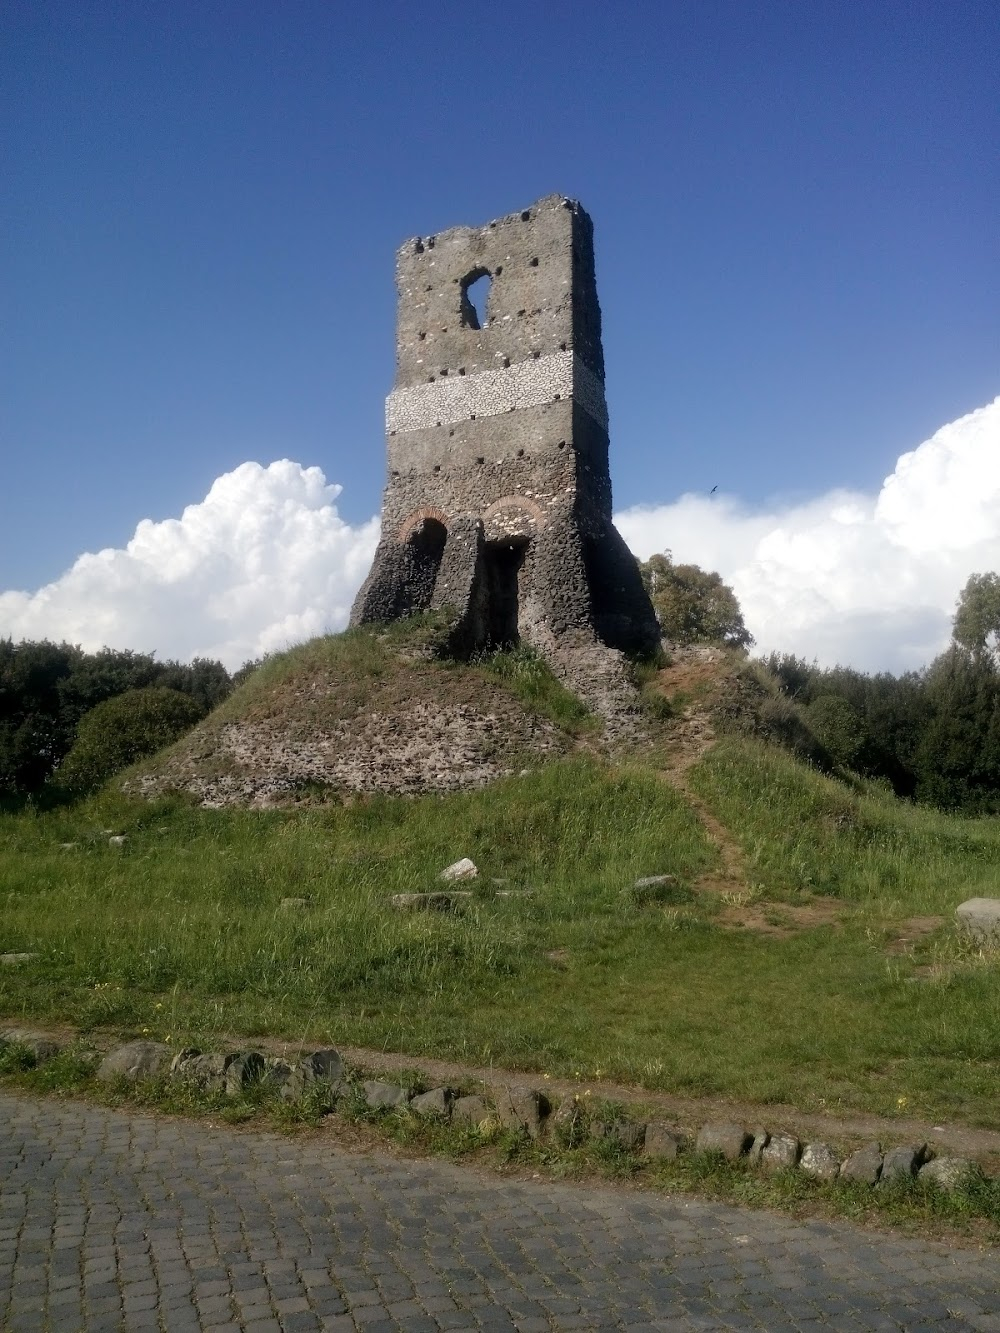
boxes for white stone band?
[386,352,608,435]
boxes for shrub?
[55,687,204,793]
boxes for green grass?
[5,649,1000,1131]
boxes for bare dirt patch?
[716,896,845,938]
[885,916,947,956]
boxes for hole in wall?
[460,269,492,330]
[521,210,531,222]
[530,257,539,267]
[483,539,528,648]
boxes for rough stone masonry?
[350,194,660,664]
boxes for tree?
[638,552,753,649]
[55,686,204,794]
[953,572,1000,658]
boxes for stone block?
[919,1156,980,1192]
[879,1144,927,1184]
[956,898,1000,941]
[390,892,471,911]
[440,858,478,881]
[224,1052,265,1096]
[747,1130,769,1164]
[550,1098,584,1148]
[452,1094,490,1128]
[761,1133,801,1171]
[840,1142,883,1185]
[590,1118,645,1152]
[800,1142,840,1180]
[170,1051,229,1092]
[695,1122,751,1160]
[97,1041,172,1083]
[1,1029,61,1062]
[495,1086,548,1139]
[410,1088,451,1119]
[363,1081,411,1110]
[642,1122,680,1160]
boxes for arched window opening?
[460,269,492,331]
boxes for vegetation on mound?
[3,734,1000,1127]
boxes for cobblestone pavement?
[4,1093,1000,1333]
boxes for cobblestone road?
[3,1093,1000,1332]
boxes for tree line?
[0,641,249,798]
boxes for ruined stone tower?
[350,194,659,662]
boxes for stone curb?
[0,1029,986,1195]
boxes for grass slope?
[2,634,1000,1130]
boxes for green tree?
[953,572,1000,658]
[638,552,753,649]
[55,686,204,794]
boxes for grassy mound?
[3,635,1000,1131]
[129,622,593,806]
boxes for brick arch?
[395,506,449,543]
[482,495,545,543]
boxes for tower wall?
[351,195,659,657]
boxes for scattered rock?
[1,1029,61,1062]
[58,842,78,851]
[955,898,1000,941]
[761,1133,801,1171]
[800,1142,840,1181]
[440,858,478,881]
[97,1041,172,1083]
[747,1130,769,1165]
[696,1122,751,1160]
[0,953,36,966]
[495,1086,548,1139]
[550,1098,585,1148]
[308,1048,344,1084]
[590,1118,646,1152]
[840,1142,883,1185]
[879,1144,927,1184]
[920,1156,980,1192]
[108,835,128,847]
[390,892,472,911]
[410,1087,452,1119]
[643,1122,681,1160]
[363,1080,411,1110]
[452,1094,490,1128]
[223,1051,265,1095]
[495,889,534,899]
[170,1050,229,1091]
[627,875,687,905]
[280,897,309,910]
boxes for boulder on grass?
[496,1086,548,1139]
[98,1041,172,1083]
[410,1088,452,1119]
[761,1133,801,1171]
[955,898,1000,942]
[695,1123,751,1160]
[590,1118,646,1152]
[800,1142,840,1180]
[363,1080,411,1110]
[920,1156,981,1192]
[878,1144,927,1185]
[452,1095,490,1128]
[1,1029,61,1063]
[643,1122,681,1160]
[440,858,478,881]
[840,1142,883,1185]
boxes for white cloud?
[0,461,380,669]
[3,397,999,677]
[615,396,1000,672]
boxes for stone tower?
[350,194,659,661]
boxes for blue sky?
[1,1,998,669]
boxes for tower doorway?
[483,539,527,647]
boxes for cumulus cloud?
[615,397,1000,672]
[3,398,999,676]
[0,461,379,669]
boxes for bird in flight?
[709,485,718,495]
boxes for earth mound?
[127,624,586,808]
